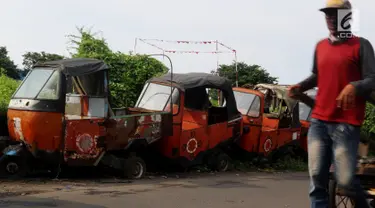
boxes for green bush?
[70,29,168,107]
[363,103,375,135]
[0,74,20,113]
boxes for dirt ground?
[0,171,310,208]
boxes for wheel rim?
[132,162,144,178]
[6,162,19,174]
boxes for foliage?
[272,156,307,171]
[22,51,65,73]
[0,67,6,76]
[0,47,19,79]
[208,62,278,106]
[0,75,20,113]
[363,103,375,135]
[362,104,375,155]
[211,61,278,87]
[68,28,168,107]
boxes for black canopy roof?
[33,58,109,76]
[147,72,241,121]
[147,72,233,91]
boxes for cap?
[319,0,352,12]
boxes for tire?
[0,156,28,179]
[208,152,231,172]
[123,156,146,179]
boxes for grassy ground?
[232,156,308,173]
[191,156,308,175]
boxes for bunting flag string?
[138,38,236,54]
[138,39,164,51]
[139,38,235,53]
[139,38,216,45]
[218,42,236,53]
[134,37,239,87]
[164,50,234,54]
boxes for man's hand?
[288,84,301,98]
[336,84,356,110]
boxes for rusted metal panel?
[105,113,165,150]
[64,118,105,164]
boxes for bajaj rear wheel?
[124,156,146,179]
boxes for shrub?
[0,74,20,113]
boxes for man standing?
[288,0,375,207]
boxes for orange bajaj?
[2,58,173,179]
[297,88,316,152]
[232,84,303,163]
[138,73,243,171]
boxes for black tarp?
[34,58,108,96]
[33,58,109,76]
[147,73,241,121]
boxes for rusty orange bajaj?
[1,58,173,179]
[297,88,317,152]
[138,73,243,172]
[232,84,303,163]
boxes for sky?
[1,0,374,84]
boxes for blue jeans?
[308,118,369,208]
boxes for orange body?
[7,109,63,154]
[233,87,301,156]
[299,120,310,152]
[155,90,242,161]
[7,96,169,166]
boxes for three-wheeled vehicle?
[232,84,303,162]
[136,72,243,171]
[297,88,317,152]
[1,58,173,179]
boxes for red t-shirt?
[311,37,366,126]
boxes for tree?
[208,62,278,106]
[0,46,19,79]
[22,51,64,74]
[68,27,168,107]
[212,62,278,87]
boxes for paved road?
[0,172,309,208]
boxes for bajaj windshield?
[13,69,60,100]
[136,83,179,112]
[233,91,256,115]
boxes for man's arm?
[297,49,318,92]
[350,38,375,97]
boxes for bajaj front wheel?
[124,156,146,179]
[208,152,231,172]
[0,156,28,178]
